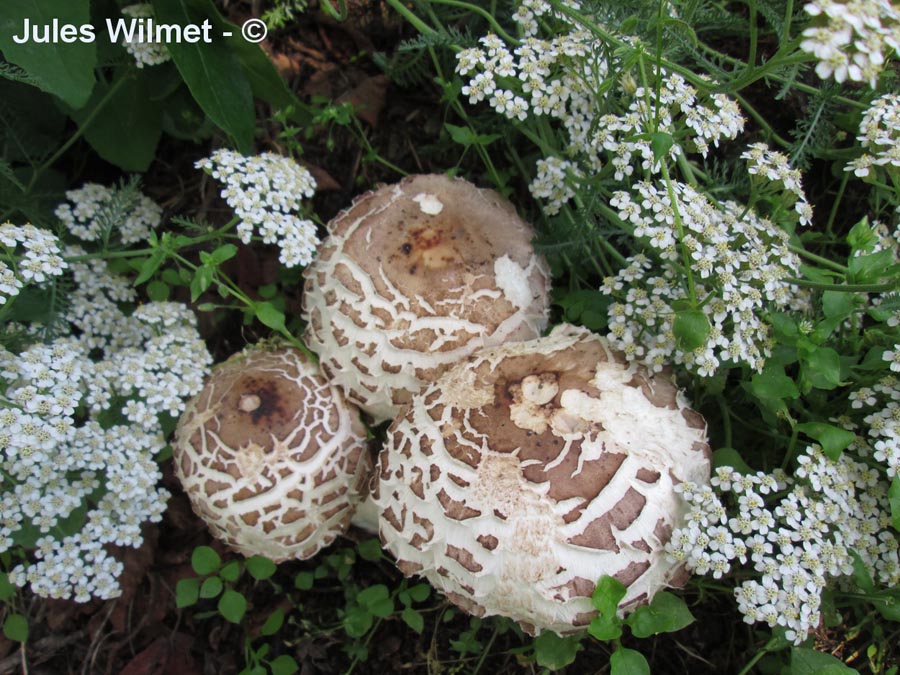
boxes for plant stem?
[787,278,896,293]
[788,243,848,272]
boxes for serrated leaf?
[796,422,856,460]
[175,577,200,608]
[533,632,582,669]
[191,545,220,575]
[611,646,650,675]
[245,555,277,581]
[152,0,255,151]
[673,309,711,353]
[3,614,28,643]
[218,589,248,623]
[625,592,694,637]
[401,607,424,634]
[0,0,96,107]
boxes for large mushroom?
[373,324,711,635]
[173,344,372,561]
[301,173,551,424]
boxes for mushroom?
[301,173,551,424]
[173,344,372,561]
[373,324,711,635]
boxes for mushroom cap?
[173,345,372,562]
[374,324,711,635]
[301,173,551,424]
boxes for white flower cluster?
[849,371,900,478]
[455,6,744,214]
[740,143,814,226]
[602,180,802,376]
[55,183,163,246]
[846,93,900,178]
[120,3,171,68]
[0,300,211,602]
[0,224,67,305]
[195,150,319,267]
[800,0,900,86]
[668,446,900,644]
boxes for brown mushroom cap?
[374,324,711,635]
[173,345,372,562]
[301,174,551,423]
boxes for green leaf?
[673,309,711,353]
[588,575,626,641]
[846,216,874,252]
[789,646,857,674]
[294,571,314,590]
[0,0,96,107]
[822,290,855,320]
[269,655,299,675]
[401,607,424,634]
[218,589,248,623]
[712,447,753,474]
[0,571,14,601]
[444,123,501,147]
[610,646,650,675]
[190,264,215,301]
[3,614,28,643]
[801,346,843,390]
[191,545,221,575]
[625,592,694,638]
[649,132,675,161]
[796,422,856,460]
[135,250,167,286]
[356,538,384,562]
[749,366,800,401]
[245,555,277,581]
[343,606,373,638]
[175,577,200,608]
[206,243,239,265]
[260,608,285,636]
[848,248,896,284]
[890,476,900,532]
[533,632,582,669]
[255,301,287,333]
[64,73,162,171]
[146,280,171,301]
[152,0,255,151]
[407,583,431,603]
[219,560,241,582]
[199,575,223,599]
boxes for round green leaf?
[175,577,200,608]
[3,614,28,643]
[246,555,277,581]
[219,560,241,582]
[199,575,223,599]
[401,607,424,634]
[260,608,285,636]
[294,571,314,590]
[673,308,711,353]
[533,632,582,670]
[218,589,247,624]
[610,646,650,675]
[269,654,299,675]
[191,546,221,576]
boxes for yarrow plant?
[800,0,900,87]
[846,93,900,182]
[0,197,212,601]
[195,150,319,267]
[54,182,163,246]
[0,224,67,306]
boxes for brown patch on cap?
[446,544,484,573]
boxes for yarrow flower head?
[120,4,171,68]
[800,0,900,86]
[55,182,163,246]
[0,223,67,305]
[602,181,804,376]
[740,143,814,227]
[846,93,900,178]
[195,150,320,267]
[669,445,900,644]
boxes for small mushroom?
[301,174,551,424]
[373,324,711,635]
[173,344,372,561]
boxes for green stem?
[427,0,519,43]
[825,171,849,237]
[787,278,897,293]
[781,423,800,471]
[788,243,848,272]
[717,397,733,448]
[383,0,437,37]
[660,162,697,304]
